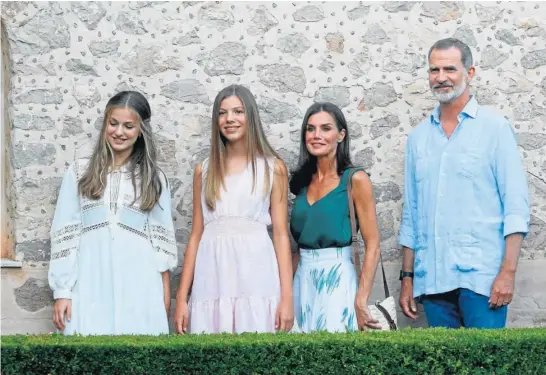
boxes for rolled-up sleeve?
[399,137,417,249]
[494,121,530,238]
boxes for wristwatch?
[399,270,414,281]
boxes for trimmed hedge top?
[2,328,546,375]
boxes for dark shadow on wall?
[1,20,15,260]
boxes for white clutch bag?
[347,168,398,331]
[368,296,398,331]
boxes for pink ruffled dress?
[189,157,280,334]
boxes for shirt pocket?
[456,150,481,179]
[448,230,481,272]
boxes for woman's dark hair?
[289,102,353,195]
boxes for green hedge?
[2,328,546,375]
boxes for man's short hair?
[428,38,473,71]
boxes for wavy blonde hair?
[78,91,164,211]
[205,85,279,210]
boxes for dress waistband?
[203,216,267,238]
[299,246,352,265]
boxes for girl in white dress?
[49,91,177,335]
[174,85,294,334]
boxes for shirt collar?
[430,95,478,125]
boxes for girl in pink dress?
[174,85,294,334]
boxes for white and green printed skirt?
[293,246,358,333]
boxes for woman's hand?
[275,297,294,332]
[53,298,72,331]
[355,293,381,330]
[174,294,190,334]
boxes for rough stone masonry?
[1,1,545,333]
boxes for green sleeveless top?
[290,168,363,249]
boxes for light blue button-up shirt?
[398,96,530,299]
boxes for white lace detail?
[150,224,176,257]
[110,170,122,214]
[123,194,145,214]
[150,225,176,245]
[82,221,109,233]
[74,159,82,180]
[118,222,149,239]
[51,247,76,260]
[51,223,82,245]
[82,201,103,212]
[155,247,177,258]
[73,157,91,181]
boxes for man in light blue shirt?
[398,38,530,328]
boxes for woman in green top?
[289,102,382,333]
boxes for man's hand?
[399,279,418,319]
[489,269,515,309]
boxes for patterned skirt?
[293,246,358,333]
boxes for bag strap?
[347,168,390,299]
[374,302,397,330]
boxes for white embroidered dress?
[48,159,177,335]
[189,157,281,334]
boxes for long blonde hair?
[205,85,279,210]
[78,91,164,211]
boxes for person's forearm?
[177,237,200,301]
[357,243,380,299]
[500,233,523,274]
[274,234,294,301]
[402,246,414,273]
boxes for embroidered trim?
[110,170,122,213]
[82,201,103,212]
[51,247,76,260]
[73,158,90,181]
[155,246,177,258]
[74,160,82,180]
[123,194,145,214]
[51,223,81,246]
[82,221,109,233]
[118,222,149,239]
[52,233,79,245]
[152,234,176,245]
[123,204,146,215]
[150,224,176,258]
[51,224,81,240]
[150,225,174,237]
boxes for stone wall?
[1,1,545,334]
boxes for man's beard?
[431,79,467,104]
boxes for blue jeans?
[421,288,507,329]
